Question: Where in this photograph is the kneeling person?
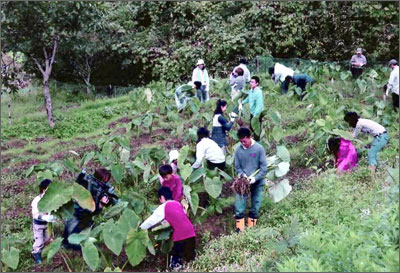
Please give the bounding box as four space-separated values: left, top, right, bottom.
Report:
140 187 196 271
284 74 313 99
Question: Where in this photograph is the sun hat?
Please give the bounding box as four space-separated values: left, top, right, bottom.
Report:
196 59 205 66
388 59 398 66
356 48 362 53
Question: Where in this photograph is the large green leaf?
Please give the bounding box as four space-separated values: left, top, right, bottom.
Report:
103 201 128 219
271 126 284 142
72 183 95 212
82 241 99 271
218 169 232 181
268 179 292 203
111 163 124 184
275 162 290 177
276 145 290 162
36 169 53 184
38 181 73 213
125 229 149 267
251 115 261 137
1 247 20 269
188 167 205 183
103 219 124 256
178 146 189 170
180 163 193 181
25 165 35 178
204 177 222 199
190 191 199 215
143 164 151 183
118 208 140 238
63 157 80 173
81 151 95 167
43 237 62 263
68 228 91 245
269 111 281 125
119 147 130 163
331 129 356 142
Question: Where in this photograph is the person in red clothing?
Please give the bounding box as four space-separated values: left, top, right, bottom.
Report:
328 137 358 174
140 187 196 271
159 164 183 202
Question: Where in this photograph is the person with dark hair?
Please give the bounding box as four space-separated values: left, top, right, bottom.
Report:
63 168 118 250
383 59 399 111
233 128 267 232
229 67 246 101
158 164 183 202
350 48 367 79
344 112 388 174
231 58 251 83
328 137 358 174
192 59 209 102
140 187 196 271
268 63 294 94
31 179 57 264
284 74 314 99
192 127 226 170
239 76 264 141
211 99 236 154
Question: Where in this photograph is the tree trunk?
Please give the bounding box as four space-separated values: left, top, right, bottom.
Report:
43 75 55 128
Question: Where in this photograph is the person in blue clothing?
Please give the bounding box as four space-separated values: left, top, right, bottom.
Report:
211 99 236 154
284 74 314 100
239 76 264 141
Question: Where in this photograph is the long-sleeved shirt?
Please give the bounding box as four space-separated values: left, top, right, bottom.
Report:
274 63 294 83
293 74 313 86
140 200 196 242
232 64 251 83
192 138 225 168
352 118 386 138
211 114 233 147
350 54 367 67
234 140 268 183
161 174 183 202
242 87 264 116
336 138 358 173
386 65 399 96
192 67 210 91
32 194 52 223
229 75 246 92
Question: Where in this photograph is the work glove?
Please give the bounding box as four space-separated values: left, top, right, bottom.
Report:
230 117 235 122
41 215 57 223
238 103 243 111
249 177 256 184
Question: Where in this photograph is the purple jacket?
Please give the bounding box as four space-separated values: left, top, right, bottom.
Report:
336 138 358 172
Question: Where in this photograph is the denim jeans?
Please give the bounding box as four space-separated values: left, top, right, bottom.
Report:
234 179 265 219
196 85 209 102
368 132 389 166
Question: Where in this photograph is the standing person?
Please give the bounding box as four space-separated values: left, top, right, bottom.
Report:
350 48 367 79
159 164 183 202
284 74 314 100
31 179 57 264
229 67 246 101
211 99 236 154
344 112 389 174
383 59 399 111
231 58 251 83
192 127 226 171
192 59 210 103
234 128 267 232
268 63 294 94
239 76 264 141
328 137 358 174
140 187 196 271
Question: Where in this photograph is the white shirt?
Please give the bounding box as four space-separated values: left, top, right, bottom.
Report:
32 193 51 220
140 201 171 229
353 118 386 138
192 138 225 168
274 63 294 83
387 65 399 96
233 64 251 83
192 67 210 91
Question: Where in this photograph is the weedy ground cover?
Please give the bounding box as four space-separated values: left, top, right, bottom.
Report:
1 63 398 272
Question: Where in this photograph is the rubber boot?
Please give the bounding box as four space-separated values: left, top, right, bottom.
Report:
32 252 42 264
247 217 257 228
235 218 245 233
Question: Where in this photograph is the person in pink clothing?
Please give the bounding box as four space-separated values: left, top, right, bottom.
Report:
159 164 183 202
328 137 358 173
140 187 196 271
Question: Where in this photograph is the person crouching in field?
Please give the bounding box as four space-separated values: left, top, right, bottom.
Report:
31 179 57 264
344 112 389 175
140 187 196 271
328 137 358 174
284 74 314 100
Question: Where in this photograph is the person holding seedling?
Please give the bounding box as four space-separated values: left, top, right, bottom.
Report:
31 179 57 264
383 59 399 111
140 187 196 271
239 76 264 141
284 74 314 100
350 48 367 79
211 99 237 154
328 137 358 174
233 127 267 232
344 112 388 175
192 59 210 103
268 62 294 94
192 127 226 171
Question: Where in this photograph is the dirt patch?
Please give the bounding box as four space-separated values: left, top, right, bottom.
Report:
1 158 42 174
2 177 35 197
194 208 231 244
108 116 132 129
221 181 233 198
113 127 127 135
35 137 49 144
1 154 13 167
286 165 315 186
285 130 307 144
6 139 27 149
2 205 31 219
33 252 65 272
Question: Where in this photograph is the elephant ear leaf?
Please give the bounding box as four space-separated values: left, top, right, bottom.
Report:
38 181 73 213
268 179 292 203
72 184 95 212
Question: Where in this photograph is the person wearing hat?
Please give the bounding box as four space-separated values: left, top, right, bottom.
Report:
383 59 399 111
192 59 210 103
350 48 367 79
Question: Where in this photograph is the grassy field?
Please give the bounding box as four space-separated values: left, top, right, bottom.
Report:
1 63 398 272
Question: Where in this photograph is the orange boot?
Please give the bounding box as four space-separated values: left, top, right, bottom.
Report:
235 218 245 233
247 217 257 228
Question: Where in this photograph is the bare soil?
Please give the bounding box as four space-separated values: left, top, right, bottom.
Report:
108 116 132 129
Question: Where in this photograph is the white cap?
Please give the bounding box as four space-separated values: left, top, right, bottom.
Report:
196 59 205 66
169 150 179 163
356 48 362 53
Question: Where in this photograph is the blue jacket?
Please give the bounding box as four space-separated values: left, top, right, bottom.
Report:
242 87 264 116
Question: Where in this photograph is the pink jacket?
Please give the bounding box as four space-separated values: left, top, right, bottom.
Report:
336 138 358 172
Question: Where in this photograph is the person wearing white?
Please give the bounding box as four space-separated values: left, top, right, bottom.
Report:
192 59 210 102
192 127 225 170
231 58 251 83
268 63 294 94
384 59 399 110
